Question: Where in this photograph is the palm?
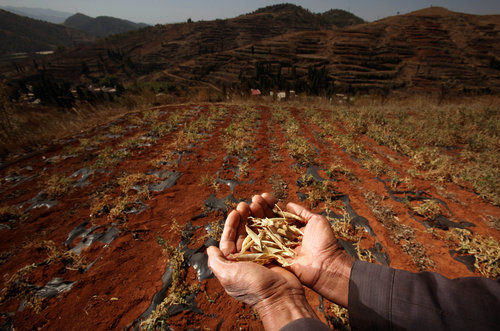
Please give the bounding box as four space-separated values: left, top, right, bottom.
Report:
207 246 304 307
225 261 303 306
246 194 341 289
290 213 339 288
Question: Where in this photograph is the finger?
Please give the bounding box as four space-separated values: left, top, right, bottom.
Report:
207 246 234 282
236 202 251 251
220 210 241 255
236 201 251 220
261 193 278 210
286 202 316 222
250 195 266 218
208 246 257 288
250 194 276 218
261 193 279 217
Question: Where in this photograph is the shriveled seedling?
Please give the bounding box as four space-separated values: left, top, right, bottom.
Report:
231 208 305 267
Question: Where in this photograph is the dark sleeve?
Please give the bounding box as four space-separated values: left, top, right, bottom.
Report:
279 318 331 331
348 260 500 331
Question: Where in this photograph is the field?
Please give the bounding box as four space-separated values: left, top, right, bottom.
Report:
0 97 499 330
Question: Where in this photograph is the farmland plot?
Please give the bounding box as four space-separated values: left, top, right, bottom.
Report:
0 101 499 330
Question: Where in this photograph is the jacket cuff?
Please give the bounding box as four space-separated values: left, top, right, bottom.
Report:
279 317 331 331
348 260 395 330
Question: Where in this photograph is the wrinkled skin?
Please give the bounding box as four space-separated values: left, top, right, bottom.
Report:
208 192 346 306
207 199 305 307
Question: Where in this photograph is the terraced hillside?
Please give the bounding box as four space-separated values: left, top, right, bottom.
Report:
5 6 499 96
1 99 498 330
186 7 500 94
2 4 350 80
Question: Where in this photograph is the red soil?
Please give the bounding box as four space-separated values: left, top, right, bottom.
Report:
0 103 498 330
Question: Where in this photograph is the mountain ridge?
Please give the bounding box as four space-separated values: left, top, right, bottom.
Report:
2 5 500 97
0 5 73 24
64 13 149 38
0 9 96 54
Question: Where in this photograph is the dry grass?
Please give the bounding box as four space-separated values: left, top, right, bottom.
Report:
90 173 155 220
141 237 198 329
200 174 220 192
109 125 125 135
268 174 288 201
42 174 75 199
0 263 41 312
364 191 435 271
221 106 260 160
326 303 350 330
298 173 341 210
0 83 139 157
301 96 499 205
0 240 86 313
27 240 87 270
326 162 356 181
0 206 26 223
327 211 364 243
411 199 442 220
362 157 389 176
275 106 317 165
341 97 499 205
91 146 131 169
205 220 224 242
447 229 500 279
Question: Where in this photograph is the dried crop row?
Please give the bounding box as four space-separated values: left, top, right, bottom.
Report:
221 105 262 170
94 105 235 329
142 105 266 330
0 105 232 324
74 106 202 223
26 105 196 202
271 105 318 167
298 105 499 278
269 106 366 329
152 105 229 167
292 105 435 271
332 99 500 206
90 105 230 223
264 106 294 202
0 107 187 301
302 106 393 178
273 106 368 246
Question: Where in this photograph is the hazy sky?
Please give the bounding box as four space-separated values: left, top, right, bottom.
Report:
1 0 499 24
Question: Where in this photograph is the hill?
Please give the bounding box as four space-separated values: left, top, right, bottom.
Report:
0 6 73 24
0 9 96 55
64 13 149 37
321 9 365 27
251 4 364 28
2 5 500 97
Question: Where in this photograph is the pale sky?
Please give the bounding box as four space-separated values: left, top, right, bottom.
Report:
1 0 499 24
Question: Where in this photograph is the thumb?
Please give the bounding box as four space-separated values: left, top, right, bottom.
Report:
207 246 233 278
286 202 315 222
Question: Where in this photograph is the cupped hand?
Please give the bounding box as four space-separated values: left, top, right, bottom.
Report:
207 245 304 307
208 199 319 329
213 199 306 306
250 193 354 307
218 201 251 256
218 194 282 256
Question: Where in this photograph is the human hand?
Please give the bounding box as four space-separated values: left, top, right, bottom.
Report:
208 201 320 330
250 193 354 307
